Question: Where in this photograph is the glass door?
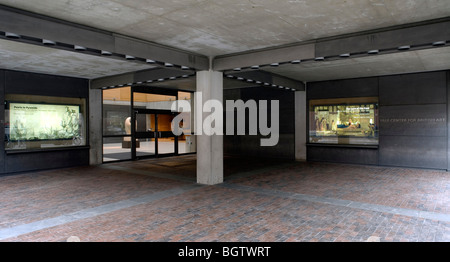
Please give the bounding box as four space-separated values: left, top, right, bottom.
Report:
132 109 178 159
131 86 179 160
155 113 178 155
133 110 157 159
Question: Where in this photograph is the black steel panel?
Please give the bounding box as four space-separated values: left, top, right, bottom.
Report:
5 70 89 98
448 70 450 171
0 70 4 173
241 87 295 133
379 136 447 169
307 146 378 165
5 148 90 173
379 104 447 137
379 71 446 106
307 77 378 100
224 134 295 159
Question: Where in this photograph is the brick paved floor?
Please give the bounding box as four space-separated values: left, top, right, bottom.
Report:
0 155 449 242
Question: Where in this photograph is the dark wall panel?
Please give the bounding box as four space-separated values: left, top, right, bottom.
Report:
5 70 89 98
448 71 450 171
308 146 378 165
225 134 295 159
379 71 446 106
224 87 295 159
5 149 90 173
379 104 447 137
307 77 378 100
0 71 4 173
379 136 447 169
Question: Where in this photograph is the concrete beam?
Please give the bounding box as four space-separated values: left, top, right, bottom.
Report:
0 5 209 70
315 18 450 57
226 70 305 91
90 68 194 89
212 18 450 72
213 44 315 71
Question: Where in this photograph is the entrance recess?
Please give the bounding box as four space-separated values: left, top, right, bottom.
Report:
131 86 179 160
102 86 194 163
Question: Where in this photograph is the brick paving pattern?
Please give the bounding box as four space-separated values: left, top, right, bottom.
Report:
0 155 449 242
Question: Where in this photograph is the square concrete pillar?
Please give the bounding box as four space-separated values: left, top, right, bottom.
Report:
295 91 307 161
89 87 103 165
196 70 224 185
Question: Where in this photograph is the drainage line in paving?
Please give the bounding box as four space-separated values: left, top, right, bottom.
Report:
220 183 450 223
0 184 203 241
100 164 196 183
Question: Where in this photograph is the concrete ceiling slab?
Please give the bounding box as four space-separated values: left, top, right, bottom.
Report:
0 39 155 79
262 46 450 82
0 0 448 56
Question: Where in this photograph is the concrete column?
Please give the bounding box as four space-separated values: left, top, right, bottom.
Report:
89 87 103 165
295 91 307 161
196 70 224 185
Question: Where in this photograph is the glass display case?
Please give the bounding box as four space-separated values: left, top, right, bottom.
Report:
309 97 379 145
5 94 87 150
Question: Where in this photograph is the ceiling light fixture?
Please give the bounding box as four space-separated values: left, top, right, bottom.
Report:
233 68 241 71
101 50 112 56
291 60 301 64
368 50 379 55
146 59 156 63
251 65 260 69
270 63 279 67
42 39 56 46
181 66 190 70
5 32 20 39
398 45 410 51
432 41 446 46
315 57 325 61
165 63 174 67
74 45 87 51
339 53 350 58
125 55 135 60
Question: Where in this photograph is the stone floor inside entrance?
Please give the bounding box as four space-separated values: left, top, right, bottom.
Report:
0 155 449 242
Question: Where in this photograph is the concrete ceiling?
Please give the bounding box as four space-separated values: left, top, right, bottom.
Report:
0 0 449 56
0 0 449 85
